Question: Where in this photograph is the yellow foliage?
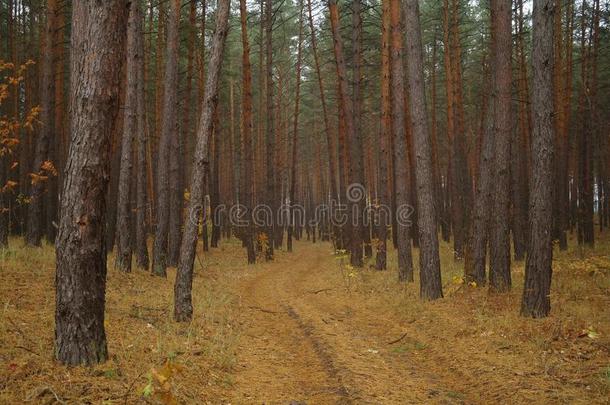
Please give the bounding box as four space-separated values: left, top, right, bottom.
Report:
2 180 18 193
29 173 48 185
142 360 184 405
40 160 58 176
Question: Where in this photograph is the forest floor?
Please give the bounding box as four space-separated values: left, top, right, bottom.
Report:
0 236 609 404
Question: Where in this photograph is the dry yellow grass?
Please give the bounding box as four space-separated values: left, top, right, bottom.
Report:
348 236 610 403
0 238 241 404
0 234 608 404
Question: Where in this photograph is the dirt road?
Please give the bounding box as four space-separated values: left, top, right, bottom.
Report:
230 243 462 404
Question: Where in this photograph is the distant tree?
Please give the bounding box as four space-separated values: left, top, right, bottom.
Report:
328 0 363 268
264 0 275 260
135 0 150 270
375 0 392 271
287 0 304 253
26 0 57 247
465 1 498 287
240 0 256 263
306 0 338 245
115 0 140 273
152 0 181 276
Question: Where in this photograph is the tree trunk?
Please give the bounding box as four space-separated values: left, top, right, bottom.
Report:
403 0 443 300
239 0 256 264
375 0 392 271
26 0 56 247
287 0 304 254
116 0 140 272
47 1 66 243
577 0 594 247
152 0 180 276
174 0 230 322
135 0 150 271
443 0 470 260
521 0 554 318
210 109 221 247
390 0 414 282
306 0 338 246
55 0 126 365
264 0 275 260
552 0 568 251
328 0 363 267
489 0 512 293
512 0 530 260
352 0 370 259
465 4 498 287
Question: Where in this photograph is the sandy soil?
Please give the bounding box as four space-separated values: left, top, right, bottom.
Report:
222 239 608 404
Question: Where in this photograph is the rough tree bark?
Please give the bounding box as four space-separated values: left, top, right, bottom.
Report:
521 0 554 318
55 0 126 365
167 0 186 267
115 0 140 272
174 0 230 322
464 3 498 287
489 0 513 293
152 0 180 276
390 0 414 282
404 0 443 300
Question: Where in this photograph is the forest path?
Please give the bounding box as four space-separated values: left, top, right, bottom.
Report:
229 241 460 404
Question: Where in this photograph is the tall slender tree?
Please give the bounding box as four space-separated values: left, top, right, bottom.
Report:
287 0 304 253
174 0 230 322
328 0 363 267
115 0 140 273
375 0 392 271
306 0 338 245
152 0 181 276
489 0 513 292
522 0 555 318
26 0 56 247
390 0 414 282
404 0 443 300
465 1 498 287
135 0 150 270
240 0 256 263
264 0 275 260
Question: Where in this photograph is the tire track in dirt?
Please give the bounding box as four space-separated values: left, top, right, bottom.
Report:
230 243 466 404
283 304 352 402
231 254 350 403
